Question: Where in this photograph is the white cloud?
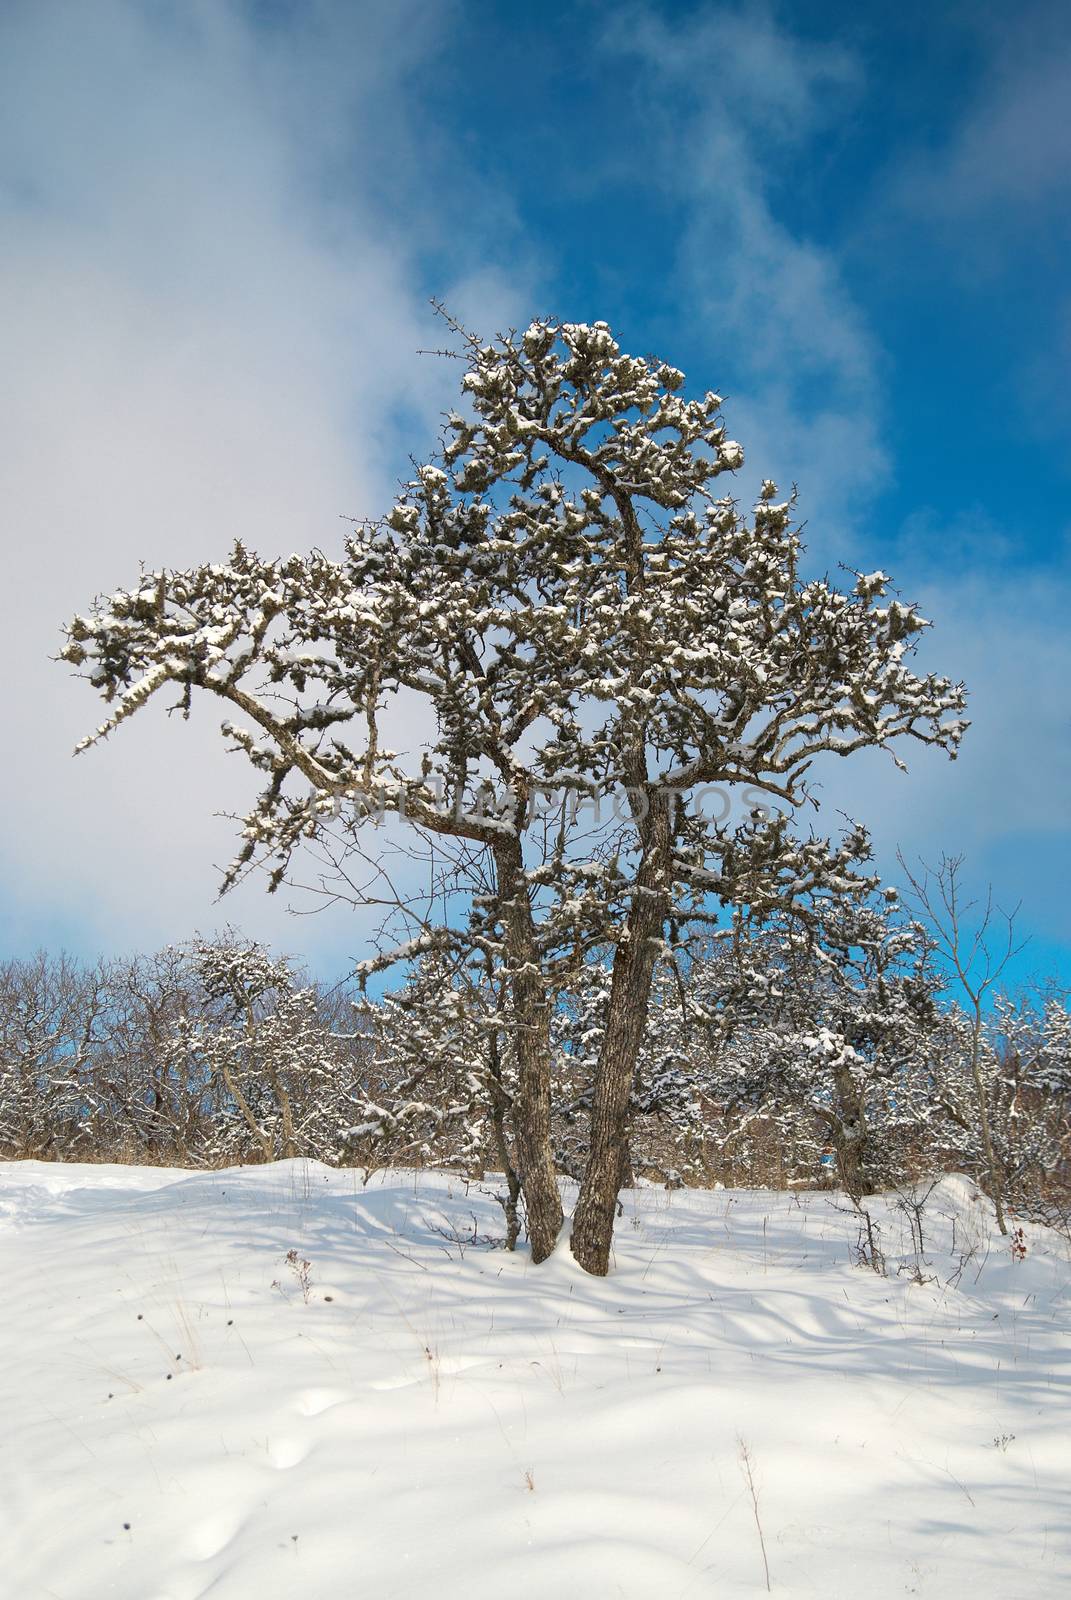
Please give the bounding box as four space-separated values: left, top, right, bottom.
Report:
807 520 1071 945
0 0 529 964
4 0 1066 981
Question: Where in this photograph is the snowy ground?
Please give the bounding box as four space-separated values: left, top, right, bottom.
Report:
2 1161 1068 1599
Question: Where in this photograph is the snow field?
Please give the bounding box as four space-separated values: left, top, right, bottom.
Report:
1 1161 1068 1599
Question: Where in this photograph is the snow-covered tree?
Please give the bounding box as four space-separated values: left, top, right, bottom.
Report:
62 315 967 1272
991 990 1071 1207
769 887 943 1198
904 987 1071 1210
617 873 944 1196
352 952 524 1244
181 935 354 1164
899 854 1024 1231
0 952 104 1156
88 945 207 1159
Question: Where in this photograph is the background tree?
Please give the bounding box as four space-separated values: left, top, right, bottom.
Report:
353 951 523 1246
89 945 204 1159
61 315 968 1272
185 934 356 1165
0 952 104 1157
616 873 943 1197
2 932 1066 1220
899 854 1021 1232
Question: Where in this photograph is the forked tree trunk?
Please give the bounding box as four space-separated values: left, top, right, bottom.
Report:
571 799 671 1275
495 836 563 1261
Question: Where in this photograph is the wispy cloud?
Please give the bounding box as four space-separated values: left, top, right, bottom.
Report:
602 5 884 543
604 5 1070 973
810 513 1071 957
893 17 1071 223
879 11 1071 445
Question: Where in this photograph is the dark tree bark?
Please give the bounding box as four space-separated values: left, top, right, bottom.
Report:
571 796 672 1275
832 1061 872 1202
484 962 523 1252
494 836 564 1261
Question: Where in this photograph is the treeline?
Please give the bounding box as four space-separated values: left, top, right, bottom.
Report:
360 892 1071 1228
2 922 1069 1228
0 937 369 1166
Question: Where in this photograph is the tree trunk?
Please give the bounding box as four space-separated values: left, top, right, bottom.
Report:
969 1005 1007 1234
571 797 671 1275
494 835 563 1261
219 1058 274 1163
832 1062 870 1202
488 1070 522 1252
263 1060 297 1159
569 948 654 1273
485 989 522 1252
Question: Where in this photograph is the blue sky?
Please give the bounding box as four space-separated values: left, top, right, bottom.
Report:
1 0 1068 989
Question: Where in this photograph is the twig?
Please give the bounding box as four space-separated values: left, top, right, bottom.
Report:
737 1436 771 1592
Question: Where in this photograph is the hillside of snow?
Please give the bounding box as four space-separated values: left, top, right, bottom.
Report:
2 1161 1068 1598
